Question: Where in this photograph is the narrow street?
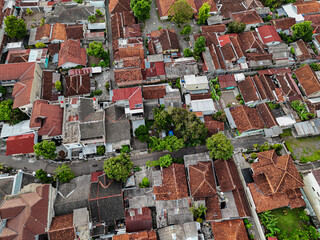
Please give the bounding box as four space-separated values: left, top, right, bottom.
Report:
105 0 115 89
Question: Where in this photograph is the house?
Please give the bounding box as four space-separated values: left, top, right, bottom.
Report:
115 38 144 61
113 231 157 240
114 67 143 87
157 222 202 240
294 64 320 99
270 17 296 35
105 105 131 153
147 29 180 55
165 57 199 79
0 184 56 239
282 4 304 22
125 207 152 233
42 70 60 101
302 169 320 222
294 0 320 15
227 105 265 136
248 150 305 213
54 174 91 216
182 75 209 94
5 133 36 156
211 219 249 240
215 0 246 19
190 99 217 115
230 10 263 30
204 115 224 136
237 76 262 105
268 43 292 66
256 103 277 128
109 0 131 14
58 39 87 69
256 25 282 46
29 100 63 140
201 24 226 35
218 75 237 90
5 48 48 66
89 172 125 236
65 74 91 97
290 39 315 62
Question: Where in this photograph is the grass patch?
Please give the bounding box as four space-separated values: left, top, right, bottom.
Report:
271 207 304 233
280 128 292 137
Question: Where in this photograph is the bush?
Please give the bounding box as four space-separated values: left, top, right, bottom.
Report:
96 9 103 16
97 145 105 155
267 102 280 110
211 110 226 122
120 145 131 154
134 125 149 142
246 223 253 229
92 89 103 96
35 169 53 183
243 218 249 224
180 24 192 35
105 82 110 92
0 86 7 95
251 152 257 159
35 42 46 48
55 80 62 91
26 8 33 15
183 48 193 57
250 234 254 240
158 26 162 30
88 15 97 23
139 177 150 188
73 0 83 3
147 154 173 168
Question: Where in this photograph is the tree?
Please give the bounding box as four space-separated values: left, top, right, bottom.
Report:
55 80 62 91
4 16 27 39
54 164 75 183
180 24 192 35
194 36 206 56
206 132 233 160
131 0 151 21
35 169 53 183
134 125 149 142
0 99 28 125
87 41 110 66
103 153 133 182
211 110 226 122
35 42 46 48
310 63 320 71
26 8 33 15
88 15 96 23
169 0 193 25
139 177 150 188
0 86 7 95
292 21 313 42
183 48 193 57
96 9 103 16
291 100 315 121
147 154 173 168
153 106 171 131
149 136 185 152
198 2 210 25
33 140 57 160
189 203 207 222
96 145 105 155
227 20 246 33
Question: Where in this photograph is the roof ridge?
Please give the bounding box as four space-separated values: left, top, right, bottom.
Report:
172 164 178 198
241 105 254 133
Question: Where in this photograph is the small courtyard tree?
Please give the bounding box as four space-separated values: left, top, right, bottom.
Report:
54 164 75 183
227 20 246 33
130 0 151 21
4 16 27 39
194 36 206 57
206 132 233 160
103 153 133 182
169 0 193 25
198 2 210 25
33 140 57 160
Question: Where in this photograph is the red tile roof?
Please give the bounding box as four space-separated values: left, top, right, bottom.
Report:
231 9 263 25
112 87 143 110
238 76 260 103
256 103 277 128
30 100 63 137
305 13 320 24
123 57 141 68
109 0 131 14
48 214 75 240
211 219 249 240
295 0 320 14
65 74 91 97
113 230 157 240
6 133 35 155
153 163 189 201
142 85 166 100
270 17 296 32
50 23 67 41
125 207 152 233
230 105 265 134
0 62 35 82
218 74 236 89
203 116 224 136
214 159 242 192
294 63 320 97
201 24 226 33
35 24 51 41
0 184 50 239
257 25 282 44
114 68 143 86
154 61 165 76
58 39 86 67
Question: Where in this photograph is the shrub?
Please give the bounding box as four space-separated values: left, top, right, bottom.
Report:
211 110 226 122
97 145 106 155
35 42 46 48
88 15 97 23
246 223 253 229
92 89 103 96
180 24 192 35
55 80 62 91
251 152 257 159
105 82 110 92
134 125 149 142
35 169 53 183
158 26 162 30
0 86 7 95
147 154 173 168
120 145 131 154
26 8 33 15
96 9 103 16
139 177 150 188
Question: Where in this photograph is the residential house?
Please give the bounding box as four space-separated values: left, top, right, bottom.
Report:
268 43 292 66
11 62 43 114
247 150 305 212
282 3 304 22
204 115 224 136
125 207 152 233
190 98 217 115
244 0 270 16
62 97 105 159
290 39 316 62
201 24 226 35
158 222 202 240
147 29 180 55
218 75 237 90
42 70 61 101
142 54 166 81
181 75 209 94
230 10 263 31
256 103 278 129
65 74 91 97
0 184 56 239
109 0 131 14
270 17 296 35
58 39 87 69
50 23 67 43
211 219 249 240
115 37 144 61
215 0 246 19
294 64 320 99
165 57 199 79
5 133 36 156
113 231 157 240
226 105 265 136
5 48 48 66
256 25 282 46
89 171 125 237
294 0 320 16
0 62 36 87
114 60 144 87
303 169 320 222
237 76 263 105
29 100 63 140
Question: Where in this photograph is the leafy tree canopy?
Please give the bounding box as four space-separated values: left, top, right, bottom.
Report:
103 153 133 182
4 16 27 39
180 24 192 35
131 0 151 21
134 125 149 142
0 99 28 125
149 135 185 152
183 48 193 57
147 154 173 168
206 132 233 160
55 80 62 91
292 21 313 42
198 3 210 25
35 169 53 183
34 140 57 160
35 42 46 48
169 0 193 24
54 164 75 183
227 20 246 33
194 36 206 56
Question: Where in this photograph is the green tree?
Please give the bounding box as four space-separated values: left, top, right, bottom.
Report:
4 16 27 39
35 169 53 183
134 125 149 142
169 0 193 25
0 86 7 95
103 153 133 182
310 63 320 71
198 2 210 25
88 15 96 23
153 106 171 130
189 203 207 222
120 145 131 154
227 20 246 33
96 145 105 155
87 41 110 66
194 36 206 56
180 24 192 35
149 135 185 152
211 110 226 122
55 80 62 91
139 177 150 188
183 48 193 57
96 9 103 16
0 99 28 125
292 21 313 42
34 140 57 159
206 132 233 160
291 100 315 121
26 8 33 15
54 164 75 183
35 42 46 48
147 154 173 168
131 0 151 21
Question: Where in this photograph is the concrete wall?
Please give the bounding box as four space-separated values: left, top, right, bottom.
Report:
303 173 320 221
